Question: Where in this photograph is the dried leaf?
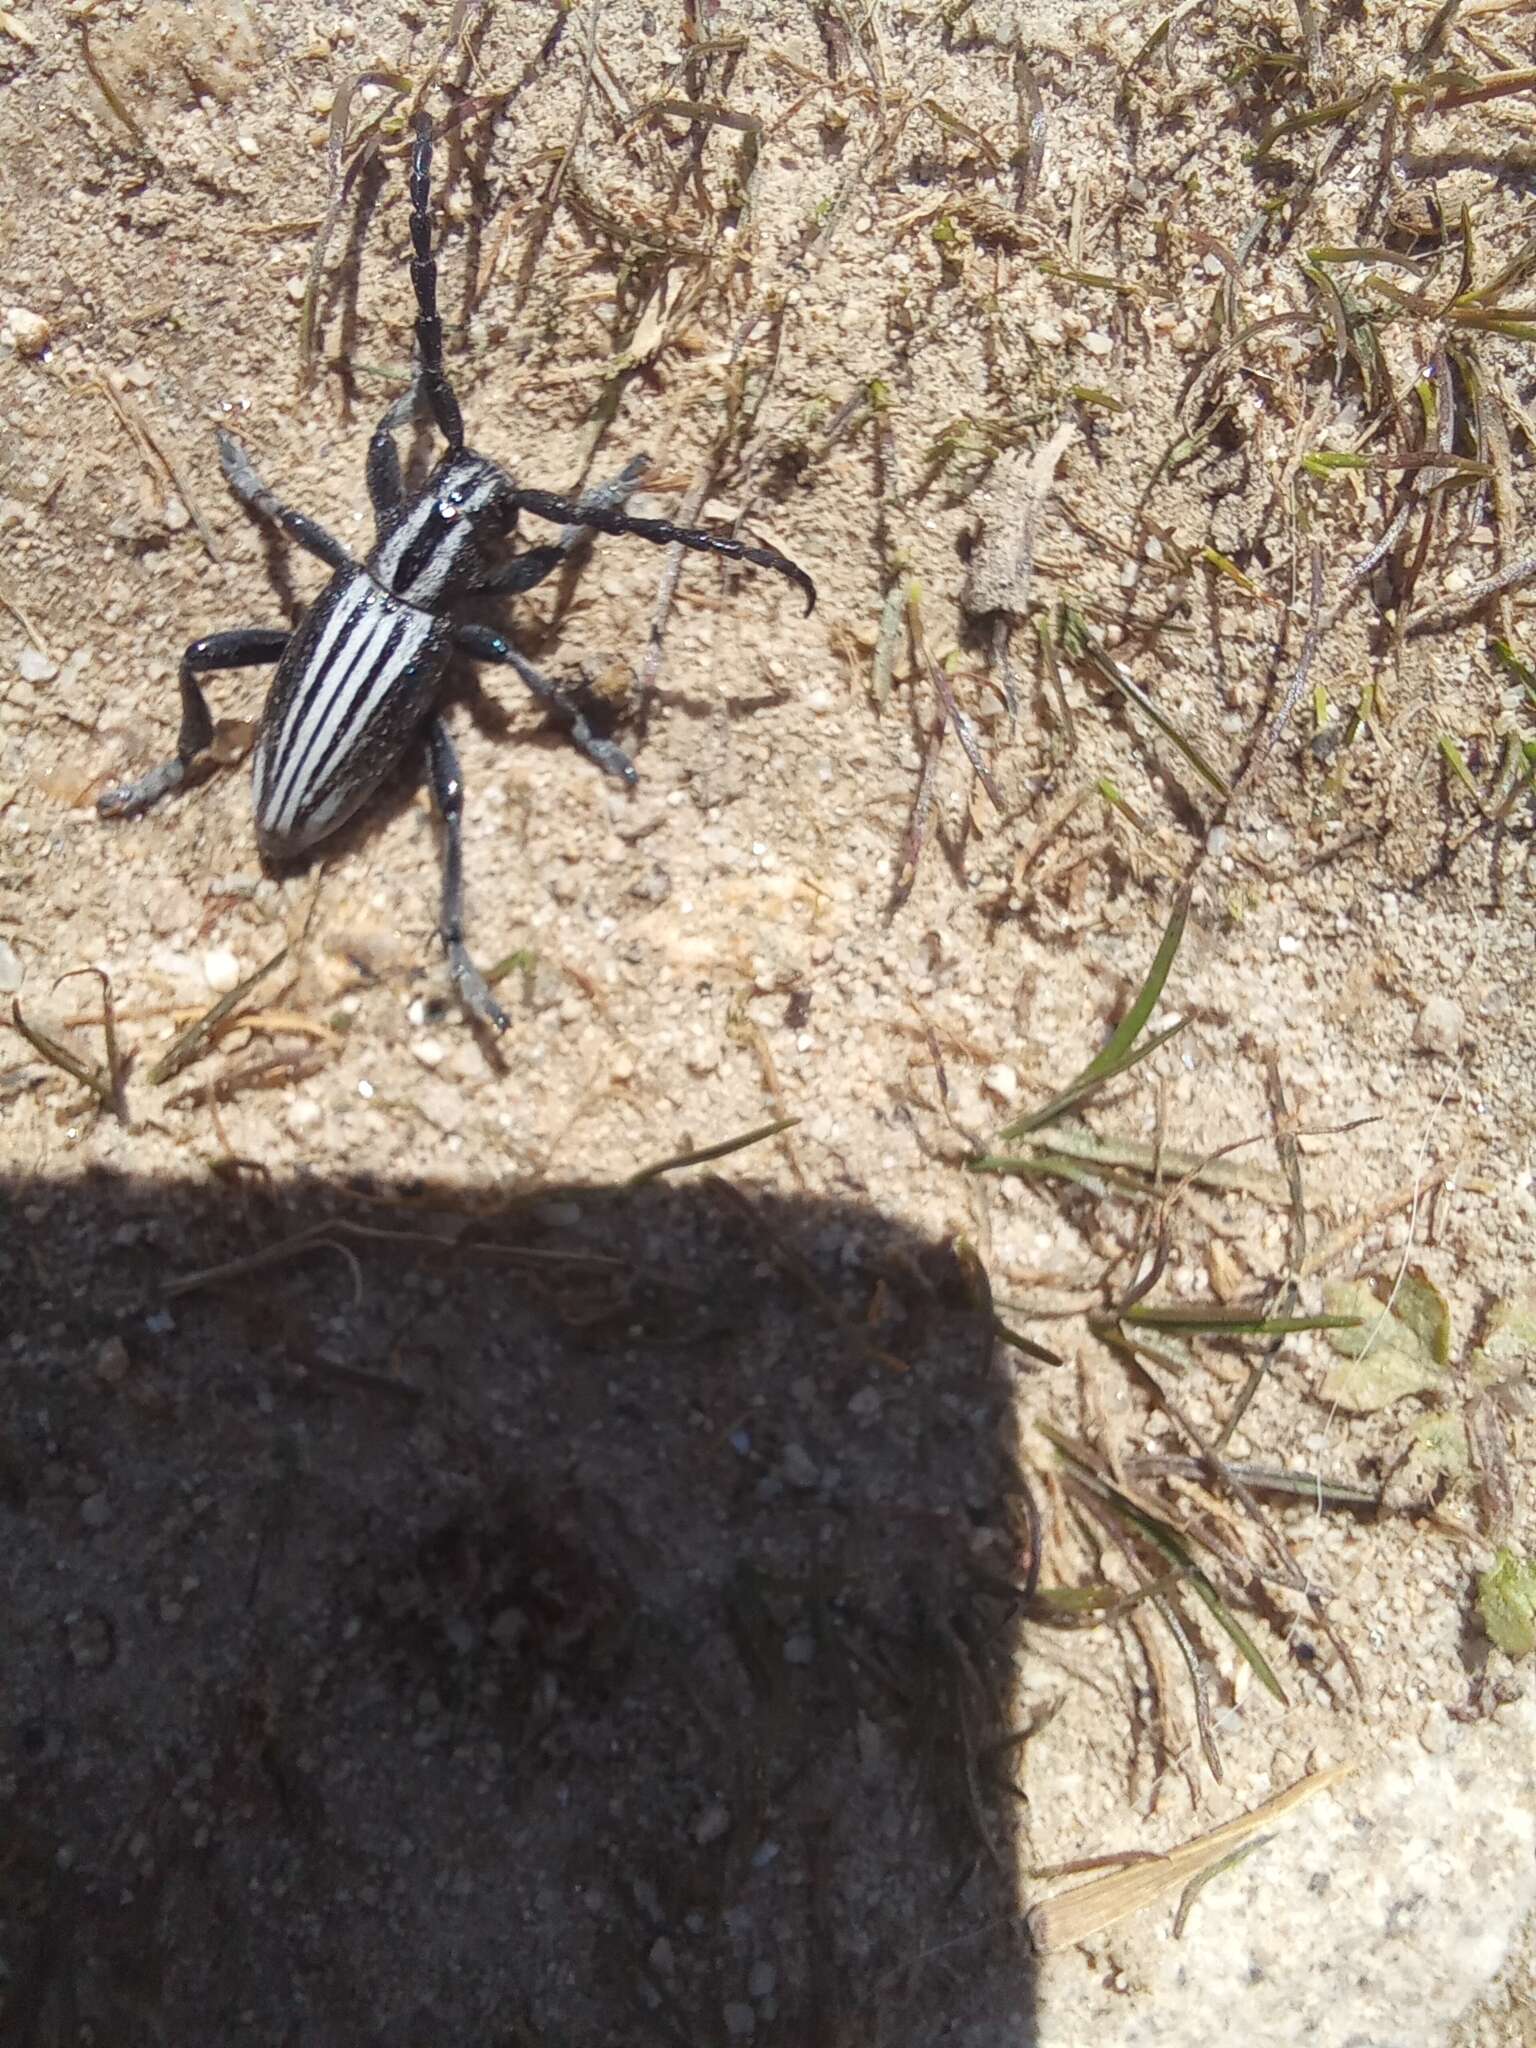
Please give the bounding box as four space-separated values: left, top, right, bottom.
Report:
1320 1276 1449 1412
1477 1550 1536 1658
1392 1267 1453 1367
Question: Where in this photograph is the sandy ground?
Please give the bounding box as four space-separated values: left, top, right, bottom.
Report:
2 1 1534 2043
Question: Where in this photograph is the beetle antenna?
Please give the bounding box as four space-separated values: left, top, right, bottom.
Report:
408 114 466 455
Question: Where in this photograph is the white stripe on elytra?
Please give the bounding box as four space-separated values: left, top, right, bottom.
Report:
255 578 369 825
301 608 434 819
263 594 398 837
268 605 405 836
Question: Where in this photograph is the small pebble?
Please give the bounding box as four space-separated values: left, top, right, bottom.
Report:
202 947 242 994
780 1442 820 1490
412 1035 448 1070
692 1802 730 1845
286 1097 322 1135
80 1494 113 1530
0 936 21 993
685 1038 720 1077
3 306 51 356
982 1061 1019 1104
95 1336 130 1384
16 645 58 684
1413 994 1463 1057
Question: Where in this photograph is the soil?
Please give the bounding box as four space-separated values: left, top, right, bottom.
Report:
2 3 1534 2045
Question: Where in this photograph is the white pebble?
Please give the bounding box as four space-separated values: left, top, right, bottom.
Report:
983 1062 1019 1103
685 1038 720 1076
95 1336 130 1383
692 1802 730 1845
16 645 58 683
412 1035 447 1069
286 1097 322 1134
3 306 51 356
203 947 242 993
1413 995 1464 1057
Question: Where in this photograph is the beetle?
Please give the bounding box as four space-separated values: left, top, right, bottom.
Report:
99 113 815 1031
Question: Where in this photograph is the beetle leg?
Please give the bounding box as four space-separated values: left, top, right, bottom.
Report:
477 457 650 591
455 623 638 786
366 374 427 537
506 485 816 614
472 458 650 597
471 545 575 599
98 628 290 819
216 431 359 575
425 714 509 1034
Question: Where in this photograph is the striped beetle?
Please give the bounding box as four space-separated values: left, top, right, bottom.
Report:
100 114 815 1031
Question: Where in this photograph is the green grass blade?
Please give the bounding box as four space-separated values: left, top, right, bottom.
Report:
1063 620 1232 796
1120 1303 1365 1336
999 887 1191 1140
1041 1424 1289 1704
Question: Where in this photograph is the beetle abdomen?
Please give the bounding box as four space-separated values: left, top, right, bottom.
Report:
253 575 451 857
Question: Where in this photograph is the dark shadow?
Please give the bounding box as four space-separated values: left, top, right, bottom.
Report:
1 1163 1040 2046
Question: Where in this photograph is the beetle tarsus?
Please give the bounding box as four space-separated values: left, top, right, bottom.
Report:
447 945 511 1035
100 627 288 822
98 757 190 818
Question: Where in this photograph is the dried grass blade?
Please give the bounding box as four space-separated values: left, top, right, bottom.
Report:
639 97 763 134
983 1123 1293 1202
624 1116 799 1189
1026 1765 1351 1951
55 967 128 1123
9 997 114 1107
1065 622 1231 796
298 71 409 380
1128 1456 1380 1509
147 945 290 1086
1044 1426 1288 1703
